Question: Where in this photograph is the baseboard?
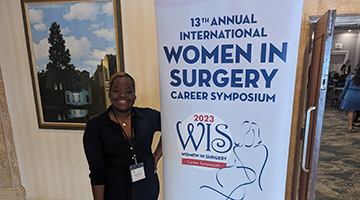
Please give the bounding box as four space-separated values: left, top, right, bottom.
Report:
0 186 26 200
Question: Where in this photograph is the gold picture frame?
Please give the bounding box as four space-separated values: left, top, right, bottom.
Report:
21 0 124 129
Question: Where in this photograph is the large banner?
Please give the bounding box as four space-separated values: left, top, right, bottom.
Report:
154 0 303 199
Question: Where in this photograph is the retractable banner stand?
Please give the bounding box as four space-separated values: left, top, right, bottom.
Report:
154 0 303 199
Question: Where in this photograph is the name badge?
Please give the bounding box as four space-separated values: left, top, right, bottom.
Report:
129 162 146 182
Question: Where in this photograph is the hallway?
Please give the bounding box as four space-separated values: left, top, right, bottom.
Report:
315 107 360 199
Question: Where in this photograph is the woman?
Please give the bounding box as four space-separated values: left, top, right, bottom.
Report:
340 68 360 132
340 60 351 77
83 72 162 200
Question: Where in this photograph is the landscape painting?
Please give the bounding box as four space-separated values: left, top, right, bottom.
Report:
22 0 121 129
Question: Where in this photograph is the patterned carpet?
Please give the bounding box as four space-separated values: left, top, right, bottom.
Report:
315 107 360 200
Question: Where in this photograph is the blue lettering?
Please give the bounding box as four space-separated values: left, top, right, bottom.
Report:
248 93 254 101
260 43 267 63
261 69 278 88
244 29 252 38
269 42 287 63
235 43 251 63
210 92 216 100
199 70 211 87
183 45 200 64
176 122 205 151
163 43 256 64
261 27 267 37
232 92 239 100
231 69 243 87
178 92 183 99
268 94 276 102
224 93 232 100
169 68 277 88
253 29 260 37
210 18 217 26
184 91 190 99
164 46 183 64
170 69 181 86
251 14 257 23
171 91 177 99
245 69 259 88
221 44 233 63
235 29 243 37
243 15 250 24
183 69 196 87
240 93 247 101
212 124 232 153
206 123 211 151
201 45 219 63
213 69 228 87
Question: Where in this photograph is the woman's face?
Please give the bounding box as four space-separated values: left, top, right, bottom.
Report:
109 76 136 113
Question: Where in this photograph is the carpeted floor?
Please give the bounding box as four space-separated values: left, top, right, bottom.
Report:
315 107 360 200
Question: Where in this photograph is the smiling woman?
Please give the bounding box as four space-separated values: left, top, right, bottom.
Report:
21 0 125 129
83 72 163 200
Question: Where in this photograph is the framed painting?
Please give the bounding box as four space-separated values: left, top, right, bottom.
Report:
21 0 124 129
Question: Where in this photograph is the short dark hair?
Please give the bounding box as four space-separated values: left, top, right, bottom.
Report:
109 72 136 92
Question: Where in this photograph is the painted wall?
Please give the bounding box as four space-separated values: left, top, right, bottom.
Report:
331 30 360 72
1 0 360 200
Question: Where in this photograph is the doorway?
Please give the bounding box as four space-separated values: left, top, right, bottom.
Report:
309 14 360 200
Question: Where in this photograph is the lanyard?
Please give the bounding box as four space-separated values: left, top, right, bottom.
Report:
112 110 138 164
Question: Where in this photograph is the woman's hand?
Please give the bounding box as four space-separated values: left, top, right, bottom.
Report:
153 153 160 173
153 137 163 173
92 185 105 200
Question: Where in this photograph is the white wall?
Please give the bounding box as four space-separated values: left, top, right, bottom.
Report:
0 0 161 199
120 1 163 199
332 30 360 72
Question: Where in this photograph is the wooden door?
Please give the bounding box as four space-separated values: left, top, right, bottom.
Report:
298 10 336 200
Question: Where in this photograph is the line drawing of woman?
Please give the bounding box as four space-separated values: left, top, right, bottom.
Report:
200 121 268 200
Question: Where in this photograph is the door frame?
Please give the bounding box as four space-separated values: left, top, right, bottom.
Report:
285 10 336 200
